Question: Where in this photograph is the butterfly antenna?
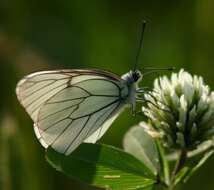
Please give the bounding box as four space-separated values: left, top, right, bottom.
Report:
142 67 175 71
134 20 147 71
142 67 175 76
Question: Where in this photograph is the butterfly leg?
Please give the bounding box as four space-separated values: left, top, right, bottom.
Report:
136 92 172 114
137 87 171 107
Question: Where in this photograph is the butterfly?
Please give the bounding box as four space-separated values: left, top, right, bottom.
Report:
16 69 143 155
15 21 170 155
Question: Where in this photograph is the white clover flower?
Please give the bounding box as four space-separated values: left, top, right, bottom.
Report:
142 69 214 150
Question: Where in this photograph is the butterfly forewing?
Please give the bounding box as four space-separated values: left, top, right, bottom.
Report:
16 69 129 155
16 71 75 121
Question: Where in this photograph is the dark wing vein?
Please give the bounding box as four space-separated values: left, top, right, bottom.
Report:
63 116 90 154
84 101 121 143
72 78 122 90
69 98 120 120
39 96 120 132
49 119 74 148
95 101 121 140
25 82 67 107
39 98 86 122
22 80 57 97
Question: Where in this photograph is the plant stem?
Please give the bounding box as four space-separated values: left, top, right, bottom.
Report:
172 149 187 176
169 149 187 190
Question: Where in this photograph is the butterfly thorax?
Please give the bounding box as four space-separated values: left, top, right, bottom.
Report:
121 70 142 109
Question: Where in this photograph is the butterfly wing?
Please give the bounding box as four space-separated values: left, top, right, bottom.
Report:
16 70 76 121
16 69 129 155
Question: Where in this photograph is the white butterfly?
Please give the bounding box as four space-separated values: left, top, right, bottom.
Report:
16 69 143 155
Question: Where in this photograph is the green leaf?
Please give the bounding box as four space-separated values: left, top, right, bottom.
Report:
123 126 160 175
137 186 155 190
155 141 170 186
46 143 156 190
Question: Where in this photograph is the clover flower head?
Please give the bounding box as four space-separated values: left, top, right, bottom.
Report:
142 69 214 150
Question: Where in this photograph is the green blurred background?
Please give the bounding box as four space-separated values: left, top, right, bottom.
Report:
0 0 214 189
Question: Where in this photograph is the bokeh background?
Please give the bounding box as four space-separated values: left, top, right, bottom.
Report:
0 0 214 190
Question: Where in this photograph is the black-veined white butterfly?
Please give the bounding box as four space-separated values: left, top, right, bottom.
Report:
15 21 171 155
16 69 143 155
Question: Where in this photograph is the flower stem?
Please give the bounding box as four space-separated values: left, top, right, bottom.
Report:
172 149 187 176
169 149 187 189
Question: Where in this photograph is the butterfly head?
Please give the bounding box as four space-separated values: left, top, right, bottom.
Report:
122 70 142 84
